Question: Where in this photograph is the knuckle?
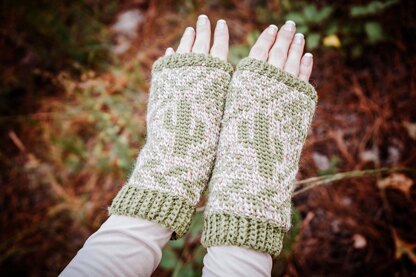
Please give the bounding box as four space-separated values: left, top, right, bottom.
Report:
250 46 267 58
280 29 294 39
180 36 191 44
262 33 275 42
270 47 286 58
211 43 224 53
192 43 208 53
196 26 210 34
289 44 303 53
214 31 228 39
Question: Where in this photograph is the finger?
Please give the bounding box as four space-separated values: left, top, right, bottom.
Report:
165 47 175 56
192 14 211 54
176 27 195 53
268 20 296 68
248 24 278 61
284 33 305 76
210 19 229 61
299 53 313 81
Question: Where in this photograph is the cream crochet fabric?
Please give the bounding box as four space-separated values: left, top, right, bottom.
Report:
109 53 233 238
202 57 317 256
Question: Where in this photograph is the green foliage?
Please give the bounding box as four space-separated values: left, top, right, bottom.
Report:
284 4 334 50
229 30 260 65
234 1 398 58
229 45 250 66
160 248 179 269
169 238 186 249
1 0 118 69
29 63 148 200
160 212 206 276
286 5 333 26
350 0 399 17
318 155 341 176
172 262 196 277
272 209 302 275
189 212 204 236
3 0 412 275
365 21 384 43
281 0 399 56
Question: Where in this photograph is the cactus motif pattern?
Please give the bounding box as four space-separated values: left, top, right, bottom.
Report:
163 99 206 156
202 58 317 256
110 53 233 238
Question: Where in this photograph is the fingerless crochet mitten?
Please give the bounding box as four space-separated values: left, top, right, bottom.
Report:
201 58 317 256
110 53 233 239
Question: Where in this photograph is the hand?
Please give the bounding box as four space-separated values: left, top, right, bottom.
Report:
248 21 313 82
165 14 229 61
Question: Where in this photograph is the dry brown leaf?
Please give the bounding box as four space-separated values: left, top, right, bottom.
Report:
403 121 416 140
393 230 416 263
377 173 413 195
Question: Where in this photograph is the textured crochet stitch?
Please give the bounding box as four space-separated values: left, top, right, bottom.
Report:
201 57 317 257
109 53 233 239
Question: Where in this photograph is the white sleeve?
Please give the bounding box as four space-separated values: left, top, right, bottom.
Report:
60 215 172 277
61 215 272 277
202 246 272 277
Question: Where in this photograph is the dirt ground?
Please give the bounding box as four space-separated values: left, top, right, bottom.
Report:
1 0 415 276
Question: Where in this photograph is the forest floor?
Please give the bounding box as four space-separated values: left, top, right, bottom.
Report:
1 0 415 276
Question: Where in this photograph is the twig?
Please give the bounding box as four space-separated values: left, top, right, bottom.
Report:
195 167 415 212
293 167 415 196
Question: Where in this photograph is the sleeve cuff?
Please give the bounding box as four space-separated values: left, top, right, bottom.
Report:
201 213 285 257
109 185 195 239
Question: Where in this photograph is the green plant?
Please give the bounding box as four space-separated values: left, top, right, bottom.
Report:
284 4 334 49
160 212 206 277
282 0 399 56
272 209 302 276
1 0 118 70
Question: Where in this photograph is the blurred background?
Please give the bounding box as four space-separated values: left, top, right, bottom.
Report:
1 0 415 276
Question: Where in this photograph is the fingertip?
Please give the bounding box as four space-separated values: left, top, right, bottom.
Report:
302 53 313 66
216 19 227 32
267 24 278 35
177 26 195 53
184 26 195 36
193 14 212 54
211 19 229 61
299 53 313 81
248 25 280 61
165 47 175 56
197 14 210 28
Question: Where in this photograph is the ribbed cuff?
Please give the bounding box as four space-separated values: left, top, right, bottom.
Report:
152 53 234 76
109 185 195 239
237 57 317 103
201 213 285 257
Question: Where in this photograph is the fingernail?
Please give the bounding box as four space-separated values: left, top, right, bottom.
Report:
198 14 208 25
284 20 296 31
302 53 313 66
166 48 174 55
217 19 226 30
267 24 278 34
185 27 194 35
294 33 304 44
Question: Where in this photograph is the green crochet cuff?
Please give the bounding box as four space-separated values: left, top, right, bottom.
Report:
152 53 234 76
237 57 317 103
109 185 195 239
201 213 285 257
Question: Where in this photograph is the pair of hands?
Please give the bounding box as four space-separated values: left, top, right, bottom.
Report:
165 14 313 82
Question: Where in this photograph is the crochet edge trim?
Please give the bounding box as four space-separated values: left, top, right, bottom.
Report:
109 185 195 239
237 57 317 102
201 212 285 257
152 53 234 75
